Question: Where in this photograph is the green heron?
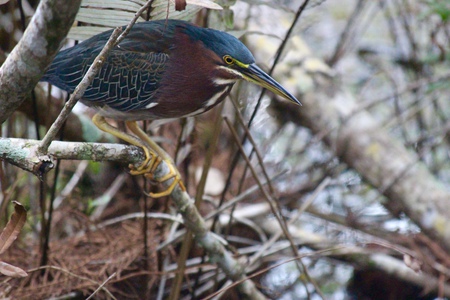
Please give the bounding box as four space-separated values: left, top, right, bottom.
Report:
41 19 300 197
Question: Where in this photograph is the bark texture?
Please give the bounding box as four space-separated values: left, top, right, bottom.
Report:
270 59 450 250
0 0 82 123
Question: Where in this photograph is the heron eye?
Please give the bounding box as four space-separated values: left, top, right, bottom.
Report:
223 55 234 65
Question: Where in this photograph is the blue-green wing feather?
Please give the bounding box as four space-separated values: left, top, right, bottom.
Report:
81 51 168 111
42 20 180 111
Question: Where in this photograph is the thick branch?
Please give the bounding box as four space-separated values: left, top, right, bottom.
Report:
0 0 81 123
0 138 143 178
270 55 450 250
0 137 266 298
257 216 450 297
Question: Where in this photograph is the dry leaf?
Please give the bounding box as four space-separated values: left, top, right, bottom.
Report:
403 254 422 273
0 261 27 277
175 0 187 11
0 201 27 255
186 0 222 10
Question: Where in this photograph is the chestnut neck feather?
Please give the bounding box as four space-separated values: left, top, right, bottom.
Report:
149 30 239 118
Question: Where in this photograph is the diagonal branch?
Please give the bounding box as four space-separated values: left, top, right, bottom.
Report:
39 0 157 152
38 27 123 152
269 42 450 251
0 0 82 123
0 137 267 299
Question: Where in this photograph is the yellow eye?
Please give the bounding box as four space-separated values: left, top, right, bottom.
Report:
223 55 234 65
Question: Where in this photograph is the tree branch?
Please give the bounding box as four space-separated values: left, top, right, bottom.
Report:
0 0 82 123
0 138 143 178
269 44 450 251
39 0 157 152
0 137 266 298
39 27 123 152
257 215 450 297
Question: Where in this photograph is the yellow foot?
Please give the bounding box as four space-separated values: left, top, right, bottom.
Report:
144 160 186 197
145 158 187 198
130 150 186 198
92 114 185 198
129 148 160 176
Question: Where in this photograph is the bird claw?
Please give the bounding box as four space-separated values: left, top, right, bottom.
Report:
128 145 159 175
129 155 160 175
145 176 183 198
92 115 185 198
129 151 186 198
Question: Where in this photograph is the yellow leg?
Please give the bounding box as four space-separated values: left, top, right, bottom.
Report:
144 163 181 198
92 114 186 197
125 121 186 194
125 121 173 163
93 114 156 172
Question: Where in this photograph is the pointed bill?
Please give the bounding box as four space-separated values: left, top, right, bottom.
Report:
240 63 301 106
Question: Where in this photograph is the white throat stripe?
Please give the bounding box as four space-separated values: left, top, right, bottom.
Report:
213 77 238 86
205 88 228 108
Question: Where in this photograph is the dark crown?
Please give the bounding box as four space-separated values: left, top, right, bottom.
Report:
182 23 255 65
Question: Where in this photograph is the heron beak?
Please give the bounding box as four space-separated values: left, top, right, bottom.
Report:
240 63 301 106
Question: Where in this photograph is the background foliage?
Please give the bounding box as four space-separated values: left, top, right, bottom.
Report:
1 0 450 299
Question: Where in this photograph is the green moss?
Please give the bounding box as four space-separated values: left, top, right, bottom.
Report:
0 140 29 161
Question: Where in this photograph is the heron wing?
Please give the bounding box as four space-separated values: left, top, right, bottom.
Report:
83 51 169 111
42 21 181 111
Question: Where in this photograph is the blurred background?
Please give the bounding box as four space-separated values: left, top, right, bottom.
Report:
1 0 449 299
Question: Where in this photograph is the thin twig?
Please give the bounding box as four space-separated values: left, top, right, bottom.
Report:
203 248 342 300
39 27 122 152
225 116 326 299
53 160 89 208
90 173 127 220
229 98 275 194
248 177 330 265
39 0 156 153
115 0 156 45
86 272 117 300
247 0 310 128
28 265 117 299
218 0 310 237
96 212 183 229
